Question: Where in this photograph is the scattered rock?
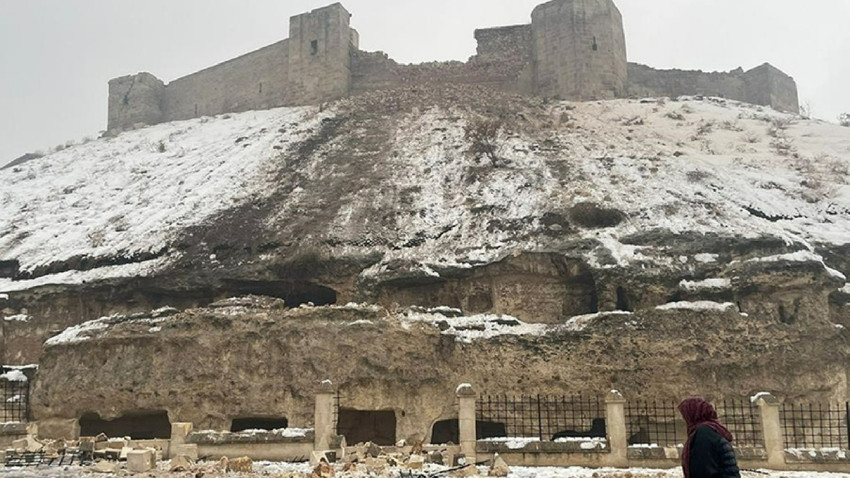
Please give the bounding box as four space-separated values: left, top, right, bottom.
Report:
488 455 510 477
89 460 119 473
227 456 254 473
170 454 195 472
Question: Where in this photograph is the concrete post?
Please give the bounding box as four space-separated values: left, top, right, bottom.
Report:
605 390 628 466
314 379 335 452
755 393 785 468
456 383 477 464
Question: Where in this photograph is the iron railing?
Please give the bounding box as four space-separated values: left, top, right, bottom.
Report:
780 402 850 449
625 400 684 446
476 394 605 441
0 373 29 423
715 399 763 447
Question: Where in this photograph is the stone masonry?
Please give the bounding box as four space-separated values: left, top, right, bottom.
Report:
106 0 799 132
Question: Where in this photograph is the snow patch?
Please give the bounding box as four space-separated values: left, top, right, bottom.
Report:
2 314 29 322
656 301 735 312
480 437 540 449
563 311 633 331
0 370 27 382
44 316 112 346
679 278 731 291
401 311 548 343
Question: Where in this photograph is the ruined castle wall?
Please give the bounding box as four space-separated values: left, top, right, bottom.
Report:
107 73 165 131
161 40 292 123
474 25 533 63
627 62 800 113
743 63 800 114
531 0 627 100
627 63 747 101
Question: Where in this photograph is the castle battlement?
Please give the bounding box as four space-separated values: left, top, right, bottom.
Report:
107 0 799 132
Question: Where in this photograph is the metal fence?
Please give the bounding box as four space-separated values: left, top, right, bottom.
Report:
715 399 763 447
625 400 684 447
0 375 29 423
476 394 605 441
781 402 850 449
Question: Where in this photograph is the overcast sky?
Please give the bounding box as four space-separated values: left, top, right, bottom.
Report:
2 0 848 163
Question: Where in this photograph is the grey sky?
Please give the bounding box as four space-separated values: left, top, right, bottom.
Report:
2 1 848 163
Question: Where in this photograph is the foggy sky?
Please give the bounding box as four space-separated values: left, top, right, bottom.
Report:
2 0 848 163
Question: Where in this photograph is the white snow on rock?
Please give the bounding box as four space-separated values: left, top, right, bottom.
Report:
694 253 719 263
750 391 773 403
43 316 112 346
679 278 731 291
480 437 541 449
2 314 29 322
563 311 633 331
656 301 736 312
0 106 320 276
401 310 548 343
0 370 27 382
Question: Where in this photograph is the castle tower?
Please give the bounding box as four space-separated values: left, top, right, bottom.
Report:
531 0 627 100
288 3 354 104
107 72 165 132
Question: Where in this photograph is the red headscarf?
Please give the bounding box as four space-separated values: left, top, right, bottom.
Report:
678 397 734 478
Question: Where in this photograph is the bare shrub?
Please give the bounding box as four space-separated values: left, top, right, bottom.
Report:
742 131 761 144
687 170 712 182
464 117 504 165
719 120 744 132
770 137 797 157
691 120 715 140
840 113 850 127
767 117 793 137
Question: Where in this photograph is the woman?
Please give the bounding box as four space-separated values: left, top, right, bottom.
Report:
677 397 741 478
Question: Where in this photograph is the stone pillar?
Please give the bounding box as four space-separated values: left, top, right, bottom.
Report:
605 390 628 466
457 383 477 464
168 422 193 459
755 393 785 468
314 379 335 452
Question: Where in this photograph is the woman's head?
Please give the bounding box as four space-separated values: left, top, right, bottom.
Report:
677 397 718 429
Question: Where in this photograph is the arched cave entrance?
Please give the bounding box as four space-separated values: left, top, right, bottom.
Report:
430 419 507 444
337 409 396 446
79 410 171 439
230 416 289 432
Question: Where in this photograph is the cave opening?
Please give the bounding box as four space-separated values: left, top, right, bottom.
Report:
224 280 337 307
616 286 632 312
429 419 507 444
336 409 396 446
79 410 171 439
230 416 289 432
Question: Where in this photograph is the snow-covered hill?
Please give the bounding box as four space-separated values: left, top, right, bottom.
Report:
1 88 849 294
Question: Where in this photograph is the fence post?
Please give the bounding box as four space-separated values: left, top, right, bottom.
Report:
314 379 335 452
457 383 477 464
605 390 628 466
755 393 785 468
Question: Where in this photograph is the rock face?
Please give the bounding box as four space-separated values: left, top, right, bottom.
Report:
3 86 850 439
31 279 847 442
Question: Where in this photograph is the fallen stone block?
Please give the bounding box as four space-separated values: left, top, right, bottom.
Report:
488 455 510 477
127 449 155 473
89 460 120 474
406 454 424 470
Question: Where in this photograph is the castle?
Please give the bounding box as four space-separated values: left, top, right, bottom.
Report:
107 0 799 132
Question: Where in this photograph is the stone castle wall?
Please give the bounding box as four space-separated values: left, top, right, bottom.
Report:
627 62 799 113
106 0 799 132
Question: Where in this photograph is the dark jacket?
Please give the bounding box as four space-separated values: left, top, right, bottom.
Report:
688 425 741 478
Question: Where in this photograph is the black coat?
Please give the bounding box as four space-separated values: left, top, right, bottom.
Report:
688 425 741 478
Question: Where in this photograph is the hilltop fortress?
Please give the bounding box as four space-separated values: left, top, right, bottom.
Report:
109 0 800 136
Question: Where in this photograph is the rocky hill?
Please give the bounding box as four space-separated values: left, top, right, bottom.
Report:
2 86 850 387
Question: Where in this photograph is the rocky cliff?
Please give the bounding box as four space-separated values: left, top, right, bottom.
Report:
2 86 850 430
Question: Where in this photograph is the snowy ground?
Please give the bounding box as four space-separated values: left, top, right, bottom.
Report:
2 94 849 294
0 462 848 477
